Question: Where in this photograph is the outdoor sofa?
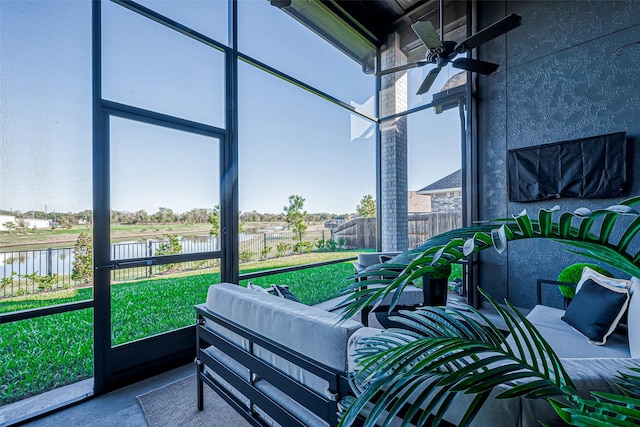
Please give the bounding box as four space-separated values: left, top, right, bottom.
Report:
196 270 640 426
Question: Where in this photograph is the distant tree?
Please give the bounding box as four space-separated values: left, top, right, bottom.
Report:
357 194 376 218
284 195 307 237
2 221 16 233
58 216 73 230
14 218 28 234
209 205 220 236
134 209 149 224
77 209 93 225
72 233 93 284
152 207 176 224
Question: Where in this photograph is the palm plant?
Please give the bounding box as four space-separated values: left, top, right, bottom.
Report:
339 195 640 426
341 195 640 319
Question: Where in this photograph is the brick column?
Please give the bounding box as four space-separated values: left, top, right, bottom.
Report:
380 32 408 252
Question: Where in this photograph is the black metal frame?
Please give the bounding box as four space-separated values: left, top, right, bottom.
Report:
536 279 576 307
3 0 476 423
195 304 350 427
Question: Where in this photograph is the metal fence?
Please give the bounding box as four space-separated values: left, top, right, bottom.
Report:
0 230 336 297
239 230 334 262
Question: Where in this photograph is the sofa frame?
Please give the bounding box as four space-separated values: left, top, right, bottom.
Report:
195 303 351 427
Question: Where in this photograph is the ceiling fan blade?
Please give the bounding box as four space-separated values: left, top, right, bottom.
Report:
456 13 522 51
416 67 441 95
375 61 428 76
452 58 500 75
411 20 443 51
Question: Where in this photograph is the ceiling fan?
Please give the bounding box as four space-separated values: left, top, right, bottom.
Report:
377 9 522 95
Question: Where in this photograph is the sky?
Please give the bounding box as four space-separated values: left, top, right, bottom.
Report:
0 0 461 216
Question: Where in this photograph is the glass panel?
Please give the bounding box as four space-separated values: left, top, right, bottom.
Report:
102 1 225 127
0 1 93 299
238 63 374 279
407 107 462 248
0 309 93 408
109 117 220 344
109 117 220 259
111 261 218 345
135 0 228 46
238 0 375 116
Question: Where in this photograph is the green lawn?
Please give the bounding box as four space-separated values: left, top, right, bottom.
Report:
0 251 461 406
0 253 359 405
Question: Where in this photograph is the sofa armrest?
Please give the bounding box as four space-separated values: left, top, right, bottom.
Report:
536 279 576 305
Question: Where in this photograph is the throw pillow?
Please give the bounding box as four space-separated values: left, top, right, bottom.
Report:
271 284 300 302
575 266 631 293
628 277 640 358
562 277 630 345
379 254 395 264
247 282 270 293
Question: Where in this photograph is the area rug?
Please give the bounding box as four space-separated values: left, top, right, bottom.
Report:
137 374 251 427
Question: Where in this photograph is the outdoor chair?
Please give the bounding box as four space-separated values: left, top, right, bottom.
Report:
353 252 427 327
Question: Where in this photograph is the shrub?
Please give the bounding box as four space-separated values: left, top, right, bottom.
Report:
293 241 313 254
239 250 253 263
337 238 346 250
260 246 272 260
155 234 182 272
275 242 292 257
72 233 93 284
35 274 58 291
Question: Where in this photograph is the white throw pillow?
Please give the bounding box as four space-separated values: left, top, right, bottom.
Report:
247 282 270 293
628 277 640 358
575 266 631 293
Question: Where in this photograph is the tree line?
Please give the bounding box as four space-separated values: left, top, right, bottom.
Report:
1 194 377 229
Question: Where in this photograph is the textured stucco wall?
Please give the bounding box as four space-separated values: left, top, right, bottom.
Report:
476 0 640 308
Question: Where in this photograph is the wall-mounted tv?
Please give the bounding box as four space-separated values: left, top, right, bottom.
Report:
507 132 626 202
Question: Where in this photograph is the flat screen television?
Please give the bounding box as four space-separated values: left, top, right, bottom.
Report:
507 132 626 202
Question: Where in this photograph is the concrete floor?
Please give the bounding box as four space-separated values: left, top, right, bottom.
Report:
18 364 194 427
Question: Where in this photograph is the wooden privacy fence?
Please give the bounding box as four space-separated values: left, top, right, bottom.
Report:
407 212 462 249
331 213 462 249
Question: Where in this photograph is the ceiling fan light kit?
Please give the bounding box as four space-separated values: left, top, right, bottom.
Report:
378 10 522 95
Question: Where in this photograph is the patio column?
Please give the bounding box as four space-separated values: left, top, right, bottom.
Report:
380 32 408 252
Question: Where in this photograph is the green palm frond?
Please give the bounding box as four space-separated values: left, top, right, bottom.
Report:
340 196 640 320
339 289 576 427
548 367 640 426
340 196 640 426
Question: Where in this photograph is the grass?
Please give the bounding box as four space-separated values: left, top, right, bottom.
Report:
0 252 360 405
0 250 461 405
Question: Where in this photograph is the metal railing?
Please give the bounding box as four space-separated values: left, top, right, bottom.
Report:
0 230 336 297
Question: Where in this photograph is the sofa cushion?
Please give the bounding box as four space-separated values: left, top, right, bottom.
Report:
562 277 630 345
628 277 640 358
205 283 363 398
357 252 401 269
511 305 630 358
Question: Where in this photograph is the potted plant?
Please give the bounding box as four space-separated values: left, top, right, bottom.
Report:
422 262 452 306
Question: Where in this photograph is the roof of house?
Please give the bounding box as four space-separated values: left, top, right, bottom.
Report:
417 169 462 195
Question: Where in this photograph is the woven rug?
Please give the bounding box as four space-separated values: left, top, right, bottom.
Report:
137 374 251 427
